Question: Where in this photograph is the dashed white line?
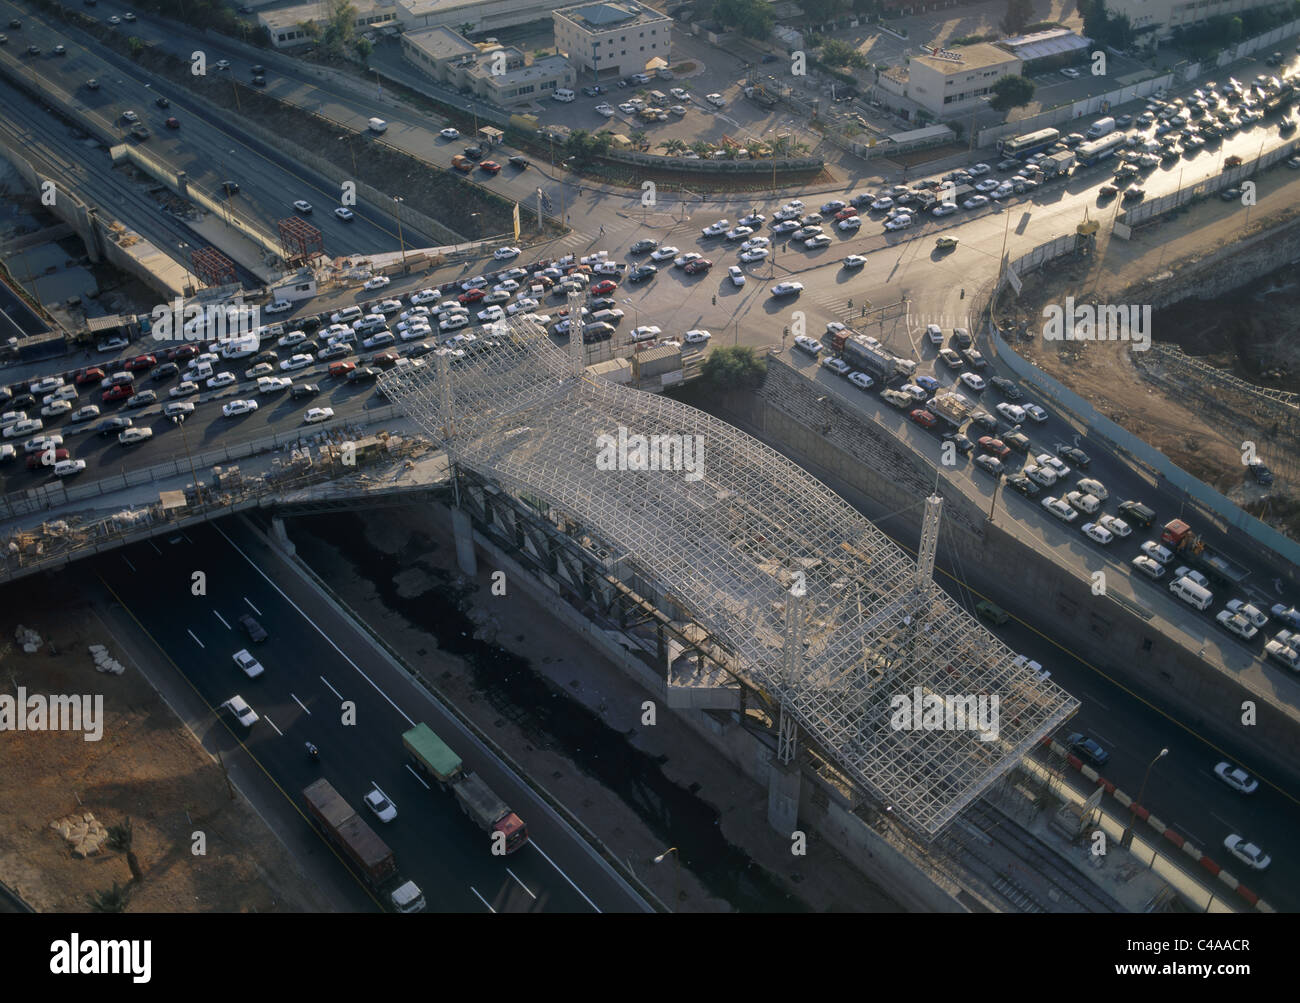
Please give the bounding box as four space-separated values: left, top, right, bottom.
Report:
320 676 343 701
291 693 311 715
213 610 231 630
187 629 205 648
122 556 137 572
148 540 162 555
470 886 496 912
527 840 601 913
506 868 537 899
263 716 284 737
243 597 262 615
404 764 432 790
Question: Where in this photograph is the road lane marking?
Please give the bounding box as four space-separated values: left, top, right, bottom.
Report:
148 540 162 555
291 693 311 714
320 676 343 700
263 715 283 736
470 886 496 912
243 596 262 615
122 556 137 572
506 868 537 899
404 764 432 789
214 610 231 629
187 629 204 648
527 840 600 913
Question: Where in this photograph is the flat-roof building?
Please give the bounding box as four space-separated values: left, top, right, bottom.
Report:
259 0 399 49
553 1 673 81
877 42 1022 121
402 29 575 106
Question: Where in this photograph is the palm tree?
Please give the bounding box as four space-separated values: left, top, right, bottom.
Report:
691 140 712 157
659 138 687 155
630 129 649 150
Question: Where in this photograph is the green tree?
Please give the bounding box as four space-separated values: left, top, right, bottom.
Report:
1227 15 1244 41
802 0 851 23
1000 0 1035 35
690 139 713 157
1078 0 1108 42
659 138 688 155
629 129 649 149
457 21 476 36
702 346 767 388
821 38 859 67
989 74 1035 113
564 129 612 166
322 0 357 56
126 36 145 60
355 37 373 61
712 0 774 39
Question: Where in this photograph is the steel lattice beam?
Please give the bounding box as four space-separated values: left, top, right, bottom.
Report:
379 318 1079 836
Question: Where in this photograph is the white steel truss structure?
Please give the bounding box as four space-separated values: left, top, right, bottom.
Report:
379 317 1079 836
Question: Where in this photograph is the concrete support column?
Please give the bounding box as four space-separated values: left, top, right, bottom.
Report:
767 754 801 836
451 505 478 577
269 516 295 556
176 170 189 199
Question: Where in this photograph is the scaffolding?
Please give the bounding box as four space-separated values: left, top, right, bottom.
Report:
189 246 236 288
379 317 1079 837
277 216 325 268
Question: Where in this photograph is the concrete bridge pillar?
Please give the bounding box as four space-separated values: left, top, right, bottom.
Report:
451 506 477 577
176 170 189 199
269 516 295 556
766 755 801 836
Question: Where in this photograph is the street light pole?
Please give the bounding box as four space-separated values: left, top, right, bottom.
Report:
652 847 680 911
392 196 407 271
1125 747 1169 853
178 242 194 297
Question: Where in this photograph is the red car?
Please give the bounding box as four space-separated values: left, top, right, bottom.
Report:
75 367 106 386
978 436 1010 458
102 384 133 403
458 288 486 304
480 160 501 174
591 279 618 295
28 448 69 469
165 117 180 129
170 345 198 362
909 408 938 429
834 207 859 221
369 352 400 368
125 354 157 372
683 258 713 275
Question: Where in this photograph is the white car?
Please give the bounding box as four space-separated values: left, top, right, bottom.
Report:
121 110 139 123
293 200 313 213
900 383 928 402
650 246 679 261
1061 67 1081 78
477 306 505 323
702 220 730 237
595 103 616 117
1081 522 1114 545
41 400 73 418
264 300 293 315
725 226 754 241
1132 554 1165 579
1035 453 1069 479
843 254 867 268
968 163 992 176
1225 599 1268 629
169 381 198 398
506 298 539 316
770 282 804 297
705 93 726 106
118 427 153 445
29 376 65 395
870 197 894 211
674 252 703 268
461 275 488 291
207 372 236 389
728 265 745 286
223 696 258 728
1098 514 1132 538
848 372 874 390
1216 609 1259 641
363 275 391 291
24 434 64 454
53 458 86 477
931 202 959 216
792 335 822 354
439 128 460 139
1024 403 1049 423
222 399 258 417
493 279 520 293
278 330 308 348
1076 477 1108 501
995 402 1026 424
963 195 990 209
5 419 43 439
162 401 194 418
364 785 398 823
974 179 1000 193
1223 834 1270 870
822 357 851 376
1140 540 1175 565
1042 496 1078 523
684 329 712 344
805 235 833 248
959 373 987 392
493 246 521 261
304 407 335 424
362 332 395 349
739 248 769 262
440 314 470 332
334 207 355 221
69 405 101 424
618 102 637 114
630 325 662 342
233 649 265 678
739 236 770 251
257 376 292 393
410 288 441 305
1214 761 1258 794
280 354 313 371
883 215 913 231
244 362 275 380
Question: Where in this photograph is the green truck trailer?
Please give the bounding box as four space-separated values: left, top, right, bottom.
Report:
402 723 529 854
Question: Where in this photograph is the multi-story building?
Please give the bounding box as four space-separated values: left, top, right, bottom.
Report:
1105 0 1287 39
260 0 400 49
553 1 673 82
876 43 1022 121
395 0 561 33
402 29 575 107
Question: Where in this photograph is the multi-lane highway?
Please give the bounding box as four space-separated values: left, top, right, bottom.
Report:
91 519 646 912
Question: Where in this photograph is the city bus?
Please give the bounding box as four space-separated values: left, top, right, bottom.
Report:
997 128 1061 158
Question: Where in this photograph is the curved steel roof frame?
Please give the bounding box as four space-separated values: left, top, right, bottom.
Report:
380 317 1078 835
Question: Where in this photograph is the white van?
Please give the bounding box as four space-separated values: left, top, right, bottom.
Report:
1169 576 1214 611
368 118 388 133
331 305 363 324
552 88 576 103
186 360 214 382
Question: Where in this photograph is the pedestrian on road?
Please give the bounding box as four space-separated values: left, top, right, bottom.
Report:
600 225 605 235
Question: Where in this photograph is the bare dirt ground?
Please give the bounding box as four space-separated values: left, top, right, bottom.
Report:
994 176 1300 539
0 576 330 913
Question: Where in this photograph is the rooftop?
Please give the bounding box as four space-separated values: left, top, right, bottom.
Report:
913 42 1018 74
998 29 1092 60
404 25 480 62
554 1 669 30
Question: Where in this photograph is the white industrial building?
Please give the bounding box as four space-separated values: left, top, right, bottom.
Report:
553 1 673 82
